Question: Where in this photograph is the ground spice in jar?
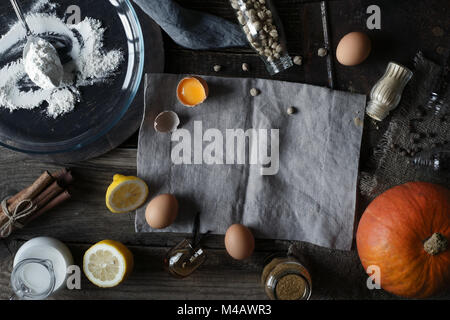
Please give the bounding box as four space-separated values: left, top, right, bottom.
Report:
261 257 283 285
275 274 307 300
261 255 312 300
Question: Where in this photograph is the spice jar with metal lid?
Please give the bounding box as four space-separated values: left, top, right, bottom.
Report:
229 0 293 75
261 254 312 300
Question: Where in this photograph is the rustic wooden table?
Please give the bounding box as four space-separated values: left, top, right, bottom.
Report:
0 0 449 300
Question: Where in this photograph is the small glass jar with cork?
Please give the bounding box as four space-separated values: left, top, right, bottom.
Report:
261 253 312 300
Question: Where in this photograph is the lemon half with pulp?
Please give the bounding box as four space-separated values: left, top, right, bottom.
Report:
106 174 148 213
83 240 133 288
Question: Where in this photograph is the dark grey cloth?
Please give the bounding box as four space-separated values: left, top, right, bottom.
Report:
132 0 247 49
136 73 367 250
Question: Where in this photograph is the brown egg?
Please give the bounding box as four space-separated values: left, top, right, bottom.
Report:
225 224 255 260
336 32 371 66
145 194 178 229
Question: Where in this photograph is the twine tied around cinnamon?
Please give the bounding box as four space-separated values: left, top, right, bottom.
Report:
0 198 37 238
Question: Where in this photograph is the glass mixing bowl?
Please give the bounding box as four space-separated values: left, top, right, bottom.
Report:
0 0 144 154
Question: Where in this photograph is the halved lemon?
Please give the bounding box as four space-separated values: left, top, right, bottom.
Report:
83 240 134 288
106 174 149 213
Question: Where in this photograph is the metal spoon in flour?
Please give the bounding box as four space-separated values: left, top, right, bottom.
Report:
10 0 63 89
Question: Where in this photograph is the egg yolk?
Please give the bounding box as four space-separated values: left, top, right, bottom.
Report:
177 78 207 106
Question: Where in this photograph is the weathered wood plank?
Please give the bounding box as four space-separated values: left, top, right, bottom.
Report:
1 0 449 301
0 145 290 300
2 145 450 300
172 0 343 23
166 0 449 94
0 146 290 251
0 240 269 300
163 1 329 88
162 0 449 177
0 240 387 300
0 241 14 299
8 239 449 300
0 146 380 300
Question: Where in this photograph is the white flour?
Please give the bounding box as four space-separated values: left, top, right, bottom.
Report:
24 37 64 89
47 88 78 117
0 2 123 118
30 0 58 13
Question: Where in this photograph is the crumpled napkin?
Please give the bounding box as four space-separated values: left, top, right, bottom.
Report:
132 0 247 49
136 73 366 250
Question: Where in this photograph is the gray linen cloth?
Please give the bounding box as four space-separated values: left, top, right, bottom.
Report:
132 0 247 49
136 73 366 250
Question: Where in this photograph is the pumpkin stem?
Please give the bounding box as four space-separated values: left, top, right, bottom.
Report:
424 233 448 255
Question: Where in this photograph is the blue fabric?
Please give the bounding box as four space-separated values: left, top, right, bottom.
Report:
133 0 248 49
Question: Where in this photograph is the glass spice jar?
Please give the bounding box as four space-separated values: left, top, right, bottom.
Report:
164 239 207 278
230 0 293 75
261 254 312 300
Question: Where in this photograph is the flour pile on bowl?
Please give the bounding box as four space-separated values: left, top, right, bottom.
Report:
24 37 64 89
0 1 123 118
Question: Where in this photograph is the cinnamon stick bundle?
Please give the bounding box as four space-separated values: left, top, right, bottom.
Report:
0 169 73 238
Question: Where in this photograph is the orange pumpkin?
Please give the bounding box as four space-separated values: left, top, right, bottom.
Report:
356 182 450 298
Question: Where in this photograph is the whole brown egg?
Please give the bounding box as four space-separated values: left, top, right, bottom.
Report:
225 224 255 260
336 32 372 66
145 194 178 229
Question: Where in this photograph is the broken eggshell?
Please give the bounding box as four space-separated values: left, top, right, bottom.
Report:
154 111 180 133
